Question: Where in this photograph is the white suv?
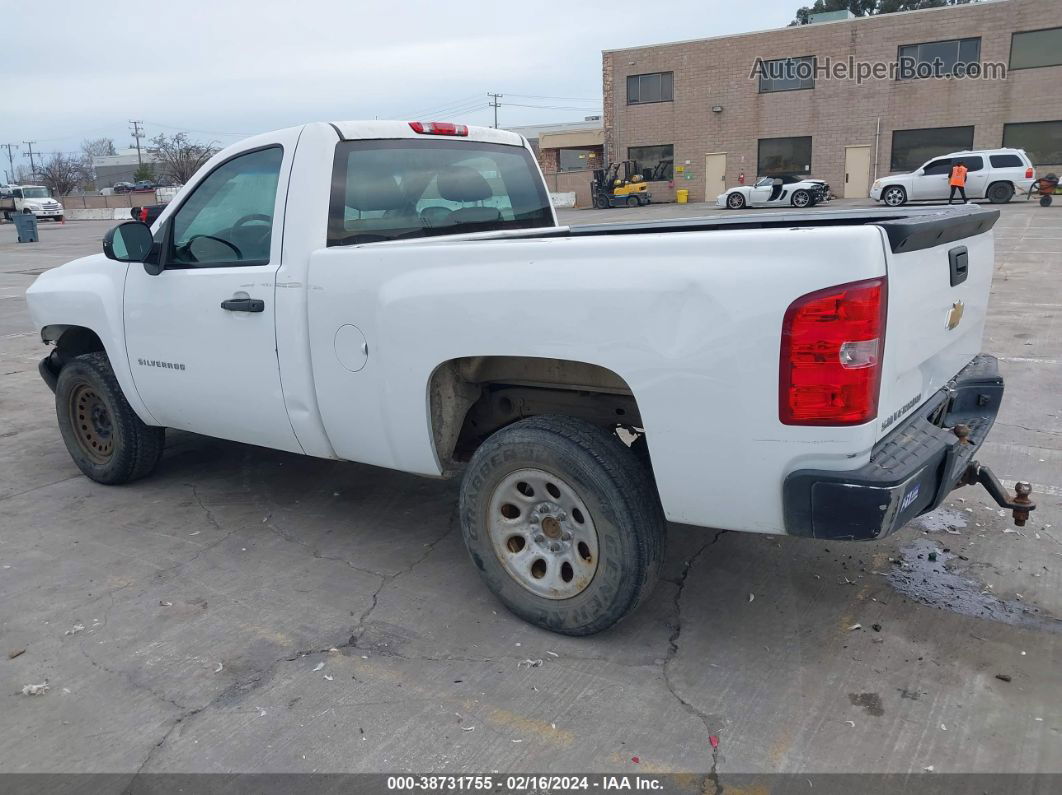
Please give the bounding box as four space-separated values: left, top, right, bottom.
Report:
871 148 1035 206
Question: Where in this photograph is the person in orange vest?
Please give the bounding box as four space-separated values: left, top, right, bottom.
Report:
949 160 968 205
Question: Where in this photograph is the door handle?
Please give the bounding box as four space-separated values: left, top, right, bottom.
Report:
220 298 264 313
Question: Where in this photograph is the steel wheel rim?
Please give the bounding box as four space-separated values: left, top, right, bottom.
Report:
793 192 809 207
69 383 116 464
487 468 600 600
728 194 743 208
884 187 904 206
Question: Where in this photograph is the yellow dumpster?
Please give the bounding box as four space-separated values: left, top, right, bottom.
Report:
676 189 689 204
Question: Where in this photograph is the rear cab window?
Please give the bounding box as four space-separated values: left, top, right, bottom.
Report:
327 139 553 246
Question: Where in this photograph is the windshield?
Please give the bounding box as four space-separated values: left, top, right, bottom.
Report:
327 139 554 246
755 177 774 187
22 187 51 198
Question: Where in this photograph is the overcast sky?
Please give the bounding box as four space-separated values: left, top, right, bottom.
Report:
1 0 802 173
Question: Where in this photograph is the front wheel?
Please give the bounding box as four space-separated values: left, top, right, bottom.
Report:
726 192 746 209
791 189 811 208
55 352 165 484
459 416 666 635
882 186 907 207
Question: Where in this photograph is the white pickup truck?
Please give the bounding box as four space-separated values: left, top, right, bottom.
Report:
26 120 1034 635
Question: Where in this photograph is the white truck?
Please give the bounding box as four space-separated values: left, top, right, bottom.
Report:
25 120 1035 635
1 184 65 221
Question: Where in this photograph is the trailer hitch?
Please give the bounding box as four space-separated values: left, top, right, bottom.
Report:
958 462 1036 526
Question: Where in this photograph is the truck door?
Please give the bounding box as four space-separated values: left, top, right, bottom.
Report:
123 134 302 452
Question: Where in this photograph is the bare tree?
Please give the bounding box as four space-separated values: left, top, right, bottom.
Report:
148 133 218 184
37 153 83 197
81 137 117 159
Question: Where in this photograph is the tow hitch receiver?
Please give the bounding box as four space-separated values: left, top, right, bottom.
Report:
958 462 1036 526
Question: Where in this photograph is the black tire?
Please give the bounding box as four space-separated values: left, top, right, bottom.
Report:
459 415 666 636
987 182 1014 204
55 352 165 485
791 189 811 208
726 192 745 210
882 185 907 207
1041 195 1053 207
593 195 608 209
626 196 639 207
55 215 63 223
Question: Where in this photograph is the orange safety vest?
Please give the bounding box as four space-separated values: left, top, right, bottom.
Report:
949 164 967 187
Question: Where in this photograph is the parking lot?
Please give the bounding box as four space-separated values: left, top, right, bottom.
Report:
1 202 1059 781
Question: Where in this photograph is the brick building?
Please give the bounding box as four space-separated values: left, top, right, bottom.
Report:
603 0 1062 203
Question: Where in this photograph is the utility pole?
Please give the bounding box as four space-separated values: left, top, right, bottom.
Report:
129 120 145 166
22 141 38 177
1 143 17 183
487 93 503 128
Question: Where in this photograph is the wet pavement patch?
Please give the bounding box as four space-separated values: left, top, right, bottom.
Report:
848 692 885 716
888 538 1060 633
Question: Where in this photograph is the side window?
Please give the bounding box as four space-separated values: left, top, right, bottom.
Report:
962 156 984 172
168 147 283 268
990 154 1023 168
923 158 953 175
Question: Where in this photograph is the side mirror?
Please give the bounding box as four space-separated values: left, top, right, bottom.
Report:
103 222 154 263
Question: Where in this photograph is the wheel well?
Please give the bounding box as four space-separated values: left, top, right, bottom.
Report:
428 356 643 468
987 180 1014 192
44 325 105 357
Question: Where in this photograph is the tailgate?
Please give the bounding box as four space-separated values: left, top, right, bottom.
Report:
874 208 998 442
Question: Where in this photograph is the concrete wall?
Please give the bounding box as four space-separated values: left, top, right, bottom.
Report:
605 0 1062 202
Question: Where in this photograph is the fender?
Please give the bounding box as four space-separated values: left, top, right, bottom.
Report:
25 253 160 425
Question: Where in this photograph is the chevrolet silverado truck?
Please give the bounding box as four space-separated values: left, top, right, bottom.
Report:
25 120 1035 635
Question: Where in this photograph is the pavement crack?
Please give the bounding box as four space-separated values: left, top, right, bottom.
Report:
661 530 726 749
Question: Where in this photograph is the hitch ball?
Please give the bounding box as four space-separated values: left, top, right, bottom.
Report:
1013 481 1033 527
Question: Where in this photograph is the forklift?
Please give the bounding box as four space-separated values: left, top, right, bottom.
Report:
591 160 652 208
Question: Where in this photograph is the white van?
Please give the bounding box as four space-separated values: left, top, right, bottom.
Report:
871 148 1035 206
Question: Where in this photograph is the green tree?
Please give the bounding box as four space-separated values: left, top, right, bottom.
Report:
133 163 156 182
791 0 975 25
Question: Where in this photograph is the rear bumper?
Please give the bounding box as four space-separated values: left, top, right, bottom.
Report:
783 354 1003 540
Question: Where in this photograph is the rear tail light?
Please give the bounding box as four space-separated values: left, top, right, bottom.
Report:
138 207 148 223
779 278 887 426
1026 167 1035 179
409 121 468 137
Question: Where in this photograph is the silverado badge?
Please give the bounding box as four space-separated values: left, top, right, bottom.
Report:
946 300 964 331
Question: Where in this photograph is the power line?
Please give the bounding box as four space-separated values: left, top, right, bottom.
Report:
403 94 484 119
142 121 251 137
501 102 602 111
487 92 503 128
504 93 602 102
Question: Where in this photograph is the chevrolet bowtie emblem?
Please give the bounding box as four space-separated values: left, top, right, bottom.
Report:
946 300 965 331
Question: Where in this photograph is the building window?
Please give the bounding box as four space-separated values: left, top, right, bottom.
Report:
897 37 980 78
628 145 674 180
558 148 599 171
890 126 974 172
757 137 812 177
1010 28 1062 70
758 56 815 93
627 72 673 105
1003 121 1062 166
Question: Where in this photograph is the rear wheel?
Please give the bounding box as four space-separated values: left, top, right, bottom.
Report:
626 196 639 207
791 189 811 208
882 186 907 207
1041 195 1053 207
986 182 1014 204
726 192 746 210
459 416 666 635
55 352 165 484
